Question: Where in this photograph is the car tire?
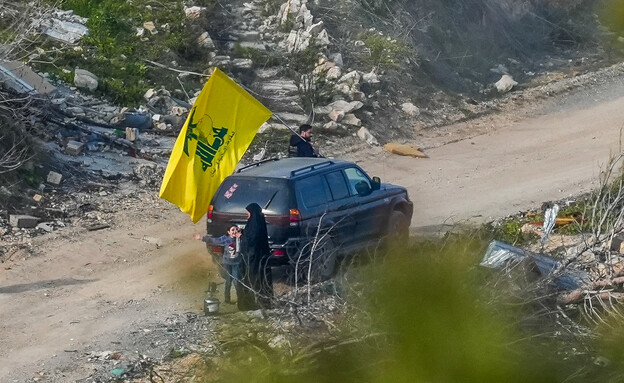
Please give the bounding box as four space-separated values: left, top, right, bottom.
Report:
292 235 337 283
387 211 409 243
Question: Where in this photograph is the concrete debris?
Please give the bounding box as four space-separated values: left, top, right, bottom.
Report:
9 215 39 228
357 127 379 146
143 21 157 35
184 6 205 19
0 61 56 95
65 140 84 156
495 74 518 93
47 171 63 185
38 18 89 44
401 102 420 117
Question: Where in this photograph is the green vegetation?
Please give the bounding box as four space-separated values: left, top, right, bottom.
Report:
360 32 410 70
208 236 624 382
38 0 215 105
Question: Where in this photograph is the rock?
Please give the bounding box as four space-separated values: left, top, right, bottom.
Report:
495 74 517 93
198 32 215 49
329 52 343 67
232 58 254 70
143 21 157 34
342 113 361 127
316 29 330 46
338 70 361 86
46 171 62 185
328 109 344 122
401 102 420 117
155 122 169 131
383 142 427 158
9 215 39 228
74 69 98 91
351 91 366 101
362 70 380 84
323 121 339 130
33 194 42 202
125 127 139 142
65 140 84 155
326 66 341 80
258 122 272 133
327 100 363 114
307 21 324 35
210 56 231 67
184 6 204 19
357 127 379 146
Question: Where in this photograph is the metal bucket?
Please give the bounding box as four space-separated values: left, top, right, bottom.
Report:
204 297 220 315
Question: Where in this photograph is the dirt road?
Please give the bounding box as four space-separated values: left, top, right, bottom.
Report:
3 67 624 381
350 71 624 232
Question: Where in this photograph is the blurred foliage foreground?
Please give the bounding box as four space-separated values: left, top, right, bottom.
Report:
204 236 624 383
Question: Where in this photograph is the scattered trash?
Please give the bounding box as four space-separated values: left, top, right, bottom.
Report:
541 203 560 244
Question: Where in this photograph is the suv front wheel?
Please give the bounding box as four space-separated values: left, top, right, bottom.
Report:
387 211 409 242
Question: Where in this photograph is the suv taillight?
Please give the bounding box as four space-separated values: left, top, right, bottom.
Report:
207 205 214 222
289 209 300 226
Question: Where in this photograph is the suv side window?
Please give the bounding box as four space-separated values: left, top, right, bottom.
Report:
344 167 371 196
325 170 350 200
296 175 329 208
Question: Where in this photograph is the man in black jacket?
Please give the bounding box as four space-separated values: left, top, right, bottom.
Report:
289 124 317 157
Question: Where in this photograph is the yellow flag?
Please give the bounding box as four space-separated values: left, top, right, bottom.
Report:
159 68 272 222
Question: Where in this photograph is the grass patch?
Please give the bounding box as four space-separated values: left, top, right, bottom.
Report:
37 0 214 105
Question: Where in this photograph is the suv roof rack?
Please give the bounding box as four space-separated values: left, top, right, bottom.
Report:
236 158 280 173
290 160 334 177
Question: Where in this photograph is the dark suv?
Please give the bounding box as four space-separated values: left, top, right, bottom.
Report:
205 157 413 279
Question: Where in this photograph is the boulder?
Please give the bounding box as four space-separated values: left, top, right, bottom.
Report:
357 127 379 146
232 58 254 70
362 70 380 84
74 68 98 91
323 121 340 130
316 29 330 46
326 66 342 80
495 75 517 93
184 6 204 19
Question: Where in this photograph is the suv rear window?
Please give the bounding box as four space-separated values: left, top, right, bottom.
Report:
213 177 290 213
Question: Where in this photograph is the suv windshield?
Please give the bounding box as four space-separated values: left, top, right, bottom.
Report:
213 177 290 214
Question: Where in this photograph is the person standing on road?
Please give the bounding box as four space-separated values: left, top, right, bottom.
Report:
194 225 242 304
237 203 273 310
289 124 318 157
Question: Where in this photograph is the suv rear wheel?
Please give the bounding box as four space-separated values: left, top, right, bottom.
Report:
292 236 337 283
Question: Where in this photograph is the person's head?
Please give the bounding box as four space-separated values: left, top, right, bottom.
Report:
227 225 240 238
299 124 312 140
246 203 263 218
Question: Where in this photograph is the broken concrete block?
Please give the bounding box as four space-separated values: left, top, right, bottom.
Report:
65 140 84 156
125 127 139 142
9 215 39 228
33 194 42 202
144 88 155 100
47 171 62 185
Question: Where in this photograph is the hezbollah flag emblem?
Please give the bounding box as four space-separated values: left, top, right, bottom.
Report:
159 68 272 222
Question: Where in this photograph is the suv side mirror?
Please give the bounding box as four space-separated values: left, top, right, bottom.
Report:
371 176 381 191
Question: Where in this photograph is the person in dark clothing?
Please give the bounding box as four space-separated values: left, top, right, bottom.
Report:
237 203 273 310
289 124 318 157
